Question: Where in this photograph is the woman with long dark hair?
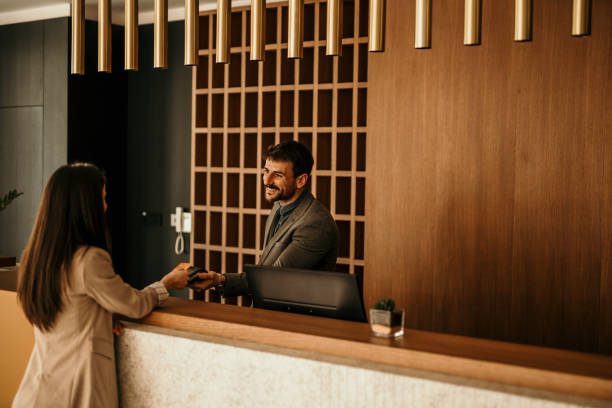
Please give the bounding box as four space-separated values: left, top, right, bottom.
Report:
12 163 189 408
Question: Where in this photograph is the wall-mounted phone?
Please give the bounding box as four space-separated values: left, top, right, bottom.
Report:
170 207 191 254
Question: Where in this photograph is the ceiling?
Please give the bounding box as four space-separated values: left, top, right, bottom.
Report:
0 0 216 14
0 0 244 26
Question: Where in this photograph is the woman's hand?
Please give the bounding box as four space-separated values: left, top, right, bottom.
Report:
161 264 190 290
112 314 125 336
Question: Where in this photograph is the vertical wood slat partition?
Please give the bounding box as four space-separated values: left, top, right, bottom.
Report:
191 0 369 304
366 0 612 354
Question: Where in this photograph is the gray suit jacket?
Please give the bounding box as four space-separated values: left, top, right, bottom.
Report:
223 191 338 297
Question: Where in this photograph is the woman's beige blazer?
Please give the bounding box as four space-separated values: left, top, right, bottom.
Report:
12 246 168 408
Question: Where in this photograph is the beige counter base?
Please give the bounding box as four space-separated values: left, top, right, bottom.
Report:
116 322 606 408
0 289 34 407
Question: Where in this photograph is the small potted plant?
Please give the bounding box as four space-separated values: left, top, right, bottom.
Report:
369 298 404 338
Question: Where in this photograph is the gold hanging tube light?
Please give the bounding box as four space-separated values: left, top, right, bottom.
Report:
250 0 266 61
125 0 138 70
288 0 304 59
415 0 431 49
216 0 231 63
98 0 112 72
464 0 481 46
71 0 85 75
368 0 385 52
154 0 168 68
326 0 343 56
185 0 199 65
514 0 532 42
572 0 591 37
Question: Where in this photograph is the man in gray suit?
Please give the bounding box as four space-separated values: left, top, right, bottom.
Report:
190 141 338 297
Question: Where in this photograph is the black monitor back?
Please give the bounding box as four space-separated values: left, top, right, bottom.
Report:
244 265 366 322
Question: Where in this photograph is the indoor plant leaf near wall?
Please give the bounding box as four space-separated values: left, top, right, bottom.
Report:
0 189 23 212
0 189 23 267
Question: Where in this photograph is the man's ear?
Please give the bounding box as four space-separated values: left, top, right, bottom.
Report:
296 173 308 189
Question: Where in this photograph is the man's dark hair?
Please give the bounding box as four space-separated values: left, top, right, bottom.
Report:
264 141 314 177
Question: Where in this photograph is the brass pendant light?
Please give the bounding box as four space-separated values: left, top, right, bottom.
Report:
71 0 85 75
155 0 168 69
326 0 343 56
250 0 266 61
572 0 591 37
464 0 482 46
368 0 385 52
288 0 304 59
514 0 532 42
98 0 112 72
125 0 138 70
415 0 431 49
216 0 231 63
185 0 199 65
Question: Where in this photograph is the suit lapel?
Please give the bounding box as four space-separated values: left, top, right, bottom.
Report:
262 203 280 248
259 192 314 264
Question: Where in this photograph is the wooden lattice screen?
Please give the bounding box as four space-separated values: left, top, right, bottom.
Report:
190 0 368 304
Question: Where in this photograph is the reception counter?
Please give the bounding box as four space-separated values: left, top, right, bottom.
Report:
118 297 612 407
2 265 611 407
0 267 34 407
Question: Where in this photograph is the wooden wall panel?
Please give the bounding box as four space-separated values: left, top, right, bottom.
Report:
596 1 612 355
366 0 612 354
509 1 609 352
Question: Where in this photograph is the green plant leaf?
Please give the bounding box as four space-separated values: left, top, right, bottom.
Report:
0 189 24 212
373 298 395 311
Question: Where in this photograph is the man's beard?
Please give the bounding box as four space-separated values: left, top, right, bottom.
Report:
264 184 296 203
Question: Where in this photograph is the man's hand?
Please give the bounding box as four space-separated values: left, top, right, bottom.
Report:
189 271 224 291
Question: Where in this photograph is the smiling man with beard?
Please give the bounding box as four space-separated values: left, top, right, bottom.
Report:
191 141 339 296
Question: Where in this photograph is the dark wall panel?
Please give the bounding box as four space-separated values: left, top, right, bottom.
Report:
43 18 69 181
0 108 44 257
126 21 191 293
365 0 612 354
68 22 127 276
0 19 68 260
0 21 43 107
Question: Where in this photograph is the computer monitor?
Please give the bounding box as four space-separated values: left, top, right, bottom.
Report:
244 264 366 322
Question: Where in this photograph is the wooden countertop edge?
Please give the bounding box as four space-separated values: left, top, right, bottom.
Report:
0 266 18 292
137 303 612 402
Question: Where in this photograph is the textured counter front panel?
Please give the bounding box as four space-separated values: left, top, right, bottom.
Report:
116 323 600 408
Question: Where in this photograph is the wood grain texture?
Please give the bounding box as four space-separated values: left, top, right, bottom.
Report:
192 0 369 296
0 267 18 292
129 298 612 402
598 0 612 355
509 0 603 353
365 0 611 354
